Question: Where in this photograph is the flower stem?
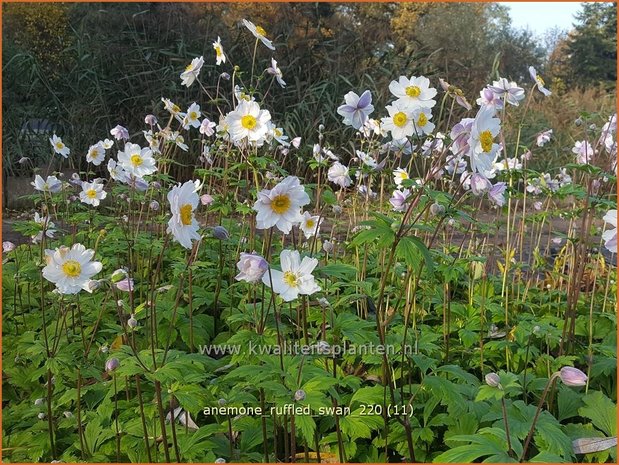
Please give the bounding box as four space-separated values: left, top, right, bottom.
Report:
520 373 559 461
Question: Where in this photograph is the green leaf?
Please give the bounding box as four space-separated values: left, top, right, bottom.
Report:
321 189 337 206
579 391 617 436
557 387 584 422
295 414 316 446
433 428 515 463
397 236 434 274
317 263 358 279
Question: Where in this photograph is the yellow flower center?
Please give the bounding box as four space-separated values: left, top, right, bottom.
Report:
86 189 97 199
62 260 81 278
190 111 198 120
89 149 98 159
306 219 315 229
179 204 193 225
479 130 494 153
241 115 257 130
56 142 64 150
271 194 291 214
215 46 223 57
417 113 428 127
405 86 421 97
536 75 545 86
283 271 299 287
393 112 408 128
130 154 143 167
255 25 267 37
274 128 283 137
185 63 194 72
399 172 408 180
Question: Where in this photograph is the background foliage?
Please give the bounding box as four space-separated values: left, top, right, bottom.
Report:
2 1 617 177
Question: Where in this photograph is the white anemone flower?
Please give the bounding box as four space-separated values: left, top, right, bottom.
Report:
182 103 202 130
602 209 617 253
200 118 216 137
267 122 289 146
226 100 271 144
299 211 321 239
242 19 275 50
32 212 56 243
572 140 595 164
162 98 183 116
536 129 553 147
102 138 114 149
49 134 70 158
262 250 320 302
42 243 103 294
167 180 201 249
86 142 106 166
468 105 501 176
32 175 62 193
393 168 409 187
117 142 157 177
328 161 352 188
79 180 107 207
529 66 552 96
266 58 286 88
336 90 374 130
107 159 127 182
389 75 437 109
381 101 416 140
253 176 310 234
412 107 435 135
488 78 525 106
213 37 226 65
180 56 204 87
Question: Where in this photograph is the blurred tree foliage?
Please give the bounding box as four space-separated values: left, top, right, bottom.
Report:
2 2 615 178
564 2 617 87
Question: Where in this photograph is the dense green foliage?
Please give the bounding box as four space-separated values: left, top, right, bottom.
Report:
1 4 617 464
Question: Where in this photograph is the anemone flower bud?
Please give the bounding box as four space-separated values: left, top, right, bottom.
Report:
110 124 129 141
38 412 46 420
439 78 450 92
215 459 226 464
116 277 134 292
429 202 445 216
218 398 227 406
105 358 120 373
19 156 30 164
235 252 268 283
111 269 127 283
144 114 158 126
149 200 160 211
220 72 230 81
316 340 331 354
200 194 214 206
3 241 16 253
127 314 138 328
294 389 306 401
34 398 45 406
212 226 229 240
485 372 501 388
559 366 588 386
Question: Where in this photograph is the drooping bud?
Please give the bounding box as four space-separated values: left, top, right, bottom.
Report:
558 366 587 387
485 372 501 388
105 358 120 373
